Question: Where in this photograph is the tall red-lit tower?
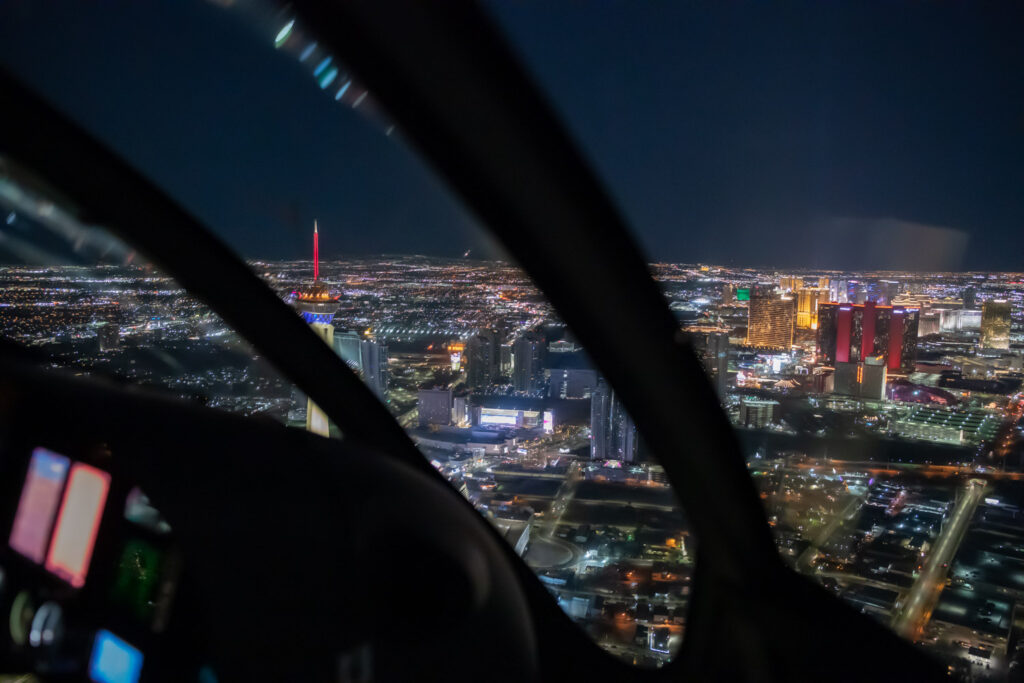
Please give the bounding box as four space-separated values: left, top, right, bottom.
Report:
292 221 338 436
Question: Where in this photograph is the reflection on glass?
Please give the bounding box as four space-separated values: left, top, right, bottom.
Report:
124 488 172 536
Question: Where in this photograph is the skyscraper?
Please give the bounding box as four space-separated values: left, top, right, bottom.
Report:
817 302 919 372
829 279 849 303
779 276 801 292
330 328 387 400
292 221 339 436
513 331 546 393
333 329 363 369
360 338 389 400
590 379 638 462
746 294 795 349
796 288 828 330
962 287 977 310
466 330 500 389
980 300 1011 350
95 321 119 352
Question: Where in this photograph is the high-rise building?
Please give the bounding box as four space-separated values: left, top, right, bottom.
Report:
332 329 388 400
549 368 598 398
939 308 982 333
452 392 469 426
96 322 119 352
333 329 363 369
817 302 919 372
818 277 830 290
292 222 339 437
448 341 465 371
962 287 977 310
980 300 1011 350
796 288 829 330
417 387 452 426
513 331 546 393
779 276 801 292
466 330 501 389
746 294 795 349
499 342 514 376
590 379 638 462
738 397 779 428
876 280 900 304
829 279 849 303
360 338 389 401
833 358 887 400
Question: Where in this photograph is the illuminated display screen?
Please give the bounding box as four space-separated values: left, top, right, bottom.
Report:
89 630 143 683
45 463 110 588
479 414 517 426
543 411 554 434
10 448 70 564
111 539 164 623
737 288 751 301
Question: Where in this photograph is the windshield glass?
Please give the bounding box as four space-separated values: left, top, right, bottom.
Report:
489 1 1024 677
0 0 693 667
3 0 1022 676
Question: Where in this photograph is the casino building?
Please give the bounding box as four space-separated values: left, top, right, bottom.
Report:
817 302 919 373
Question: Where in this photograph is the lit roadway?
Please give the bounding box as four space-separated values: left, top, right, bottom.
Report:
788 460 1024 481
891 478 987 640
796 491 867 573
542 460 583 539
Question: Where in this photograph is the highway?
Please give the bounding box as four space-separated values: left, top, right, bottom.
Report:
543 461 583 539
785 460 1024 481
891 478 987 640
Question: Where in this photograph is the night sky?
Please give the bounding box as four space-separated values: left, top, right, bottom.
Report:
1 1 1022 270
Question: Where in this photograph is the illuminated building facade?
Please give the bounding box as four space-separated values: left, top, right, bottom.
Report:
796 288 829 330
738 397 779 428
590 379 637 462
360 338 389 401
448 341 465 371
817 302 919 372
746 295 795 349
779 276 801 293
829 279 849 303
980 300 1011 350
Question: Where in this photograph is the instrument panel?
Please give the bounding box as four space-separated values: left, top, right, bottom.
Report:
0 442 210 682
